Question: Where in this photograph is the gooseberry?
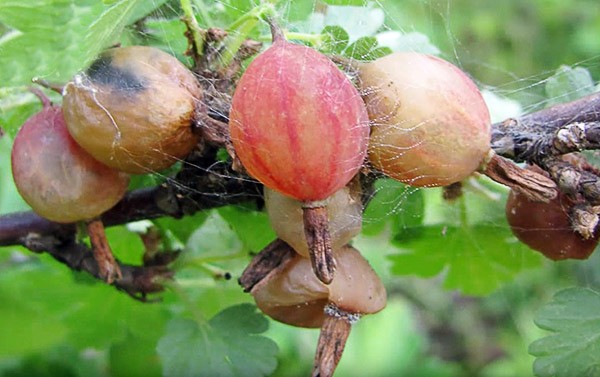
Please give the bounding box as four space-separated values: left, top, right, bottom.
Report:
360 52 491 187
63 46 202 174
251 244 386 328
11 93 130 223
229 25 369 283
506 184 599 260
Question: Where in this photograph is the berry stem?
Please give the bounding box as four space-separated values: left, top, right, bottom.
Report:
266 16 285 43
27 87 52 108
86 218 122 283
303 204 336 285
214 2 276 70
31 77 64 94
180 0 206 58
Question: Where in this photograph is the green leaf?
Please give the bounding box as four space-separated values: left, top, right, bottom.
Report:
362 179 424 236
345 36 391 61
218 205 275 252
185 211 243 257
157 304 278 377
0 135 29 214
143 17 192 63
322 0 368 5
0 1 105 85
320 25 349 54
530 287 600 377
389 225 541 295
154 212 210 245
545 65 596 105
84 0 142 60
325 5 384 42
110 333 162 377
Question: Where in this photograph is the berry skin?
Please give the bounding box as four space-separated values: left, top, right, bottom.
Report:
11 100 129 223
264 183 363 258
506 188 599 260
252 245 386 328
63 46 202 174
360 52 491 187
229 38 369 201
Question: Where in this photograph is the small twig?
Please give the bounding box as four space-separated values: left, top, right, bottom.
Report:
491 92 600 159
21 234 173 299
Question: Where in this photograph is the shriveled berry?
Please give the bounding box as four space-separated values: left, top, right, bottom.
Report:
11 99 129 223
252 245 386 328
63 46 202 174
506 187 599 260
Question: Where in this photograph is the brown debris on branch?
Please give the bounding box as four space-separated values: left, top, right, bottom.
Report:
482 152 558 202
20 232 173 300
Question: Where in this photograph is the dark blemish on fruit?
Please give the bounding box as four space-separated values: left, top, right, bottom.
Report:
86 54 145 92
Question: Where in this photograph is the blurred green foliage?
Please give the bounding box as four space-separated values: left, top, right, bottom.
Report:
0 0 599 376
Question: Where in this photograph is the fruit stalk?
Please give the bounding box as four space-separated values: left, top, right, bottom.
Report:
87 218 122 283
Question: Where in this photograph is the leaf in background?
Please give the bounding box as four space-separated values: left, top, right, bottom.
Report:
324 4 384 42
185 211 243 257
320 25 349 54
481 89 523 123
545 65 596 106
143 18 191 62
529 287 600 377
110 333 162 377
322 0 369 5
218 205 275 252
0 88 47 137
83 0 143 61
0 1 105 85
104 225 146 265
154 212 209 246
362 179 424 236
389 225 541 295
157 304 278 377
0 136 30 214
345 36 391 60
375 31 440 55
